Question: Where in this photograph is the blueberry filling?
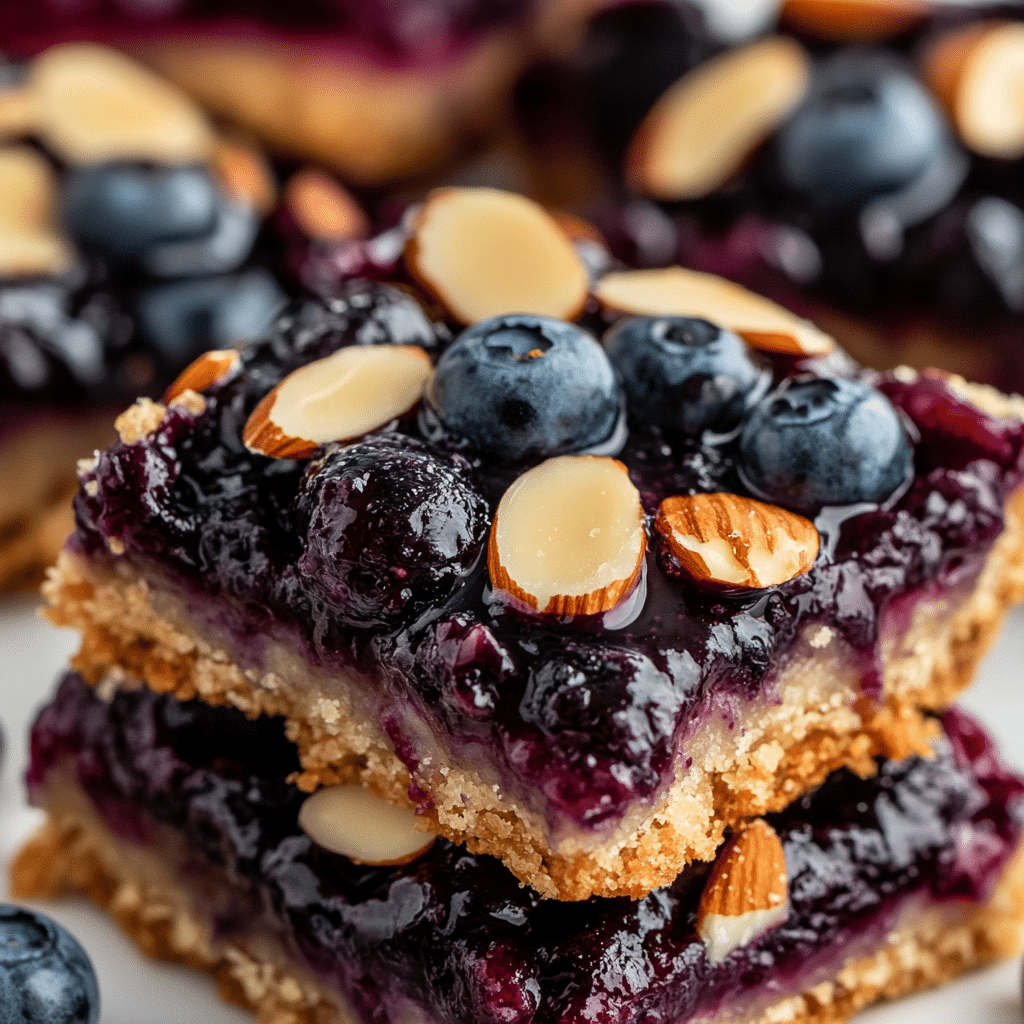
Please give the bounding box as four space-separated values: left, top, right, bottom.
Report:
26 675 1024 1024
69 285 1024 830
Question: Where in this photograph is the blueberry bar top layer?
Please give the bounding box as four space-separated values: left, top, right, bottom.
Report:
70 278 1024 836
27 673 1024 1024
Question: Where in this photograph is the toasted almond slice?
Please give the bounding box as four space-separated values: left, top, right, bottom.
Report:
163 350 242 404
0 87 36 141
697 819 789 964
299 785 435 866
285 166 369 240
489 455 646 616
596 267 835 357
656 493 818 590
213 138 277 214
29 43 216 165
923 21 1024 159
781 0 926 41
243 344 432 459
408 187 589 325
628 38 809 202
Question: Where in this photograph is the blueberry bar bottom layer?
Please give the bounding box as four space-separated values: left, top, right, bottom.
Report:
13 674 1024 1024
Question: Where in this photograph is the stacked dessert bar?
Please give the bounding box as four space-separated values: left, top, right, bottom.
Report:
13 186 1024 1023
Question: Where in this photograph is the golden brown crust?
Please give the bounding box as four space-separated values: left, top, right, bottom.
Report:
13 794 1024 1024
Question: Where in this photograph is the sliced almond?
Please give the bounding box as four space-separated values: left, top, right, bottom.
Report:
163 350 241 404
28 43 216 166
923 21 1024 160
285 166 369 240
488 455 646 616
656 493 818 590
213 138 277 214
0 87 36 142
299 785 435 866
596 267 835 357
243 344 432 459
628 38 809 202
407 187 589 325
697 819 789 964
781 0 927 41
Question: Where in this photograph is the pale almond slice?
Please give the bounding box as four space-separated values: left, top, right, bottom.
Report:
243 344 432 459
628 38 810 202
923 21 1024 160
285 166 369 240
596 266 835 357
407 187 589 325
697 819 789 964
28 43 216 166
213 138 277 214
163 350 242 404
781 0 927 41
299 785 435 866
656 493 818 590
488 455 646 616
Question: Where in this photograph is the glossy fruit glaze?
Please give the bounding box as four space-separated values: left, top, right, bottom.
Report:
26 674 1024 1024
69 278 1024 833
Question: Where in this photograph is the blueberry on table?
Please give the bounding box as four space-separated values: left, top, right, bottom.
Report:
424 314 623 462
605 315 762 435
739 375 911 514
777 49 954 212
0 905 99 1023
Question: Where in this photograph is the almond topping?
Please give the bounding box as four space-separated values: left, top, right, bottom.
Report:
488 455 646 616
781 0 927 41
656 494 818 590
628 38 810 202
595 267 835 357
213 138 277 214
243 344 432 459
299 785 435 866
923 21 1024 160
163 350 242 404
697 819 789 964
285 167 369 240
408 187 589 325
28 43 215 165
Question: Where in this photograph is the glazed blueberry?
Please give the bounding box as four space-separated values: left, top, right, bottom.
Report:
604 315 762 435
777 50 954 212
0 906 99 1024
133 269 285 367
296 435 489 629
424 314 622 462
739 376 912 513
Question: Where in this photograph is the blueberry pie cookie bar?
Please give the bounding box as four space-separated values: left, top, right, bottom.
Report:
40 190 1024 900
14 675 1024 1024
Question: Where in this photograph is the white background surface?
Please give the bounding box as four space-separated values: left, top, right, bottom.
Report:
1 594 1024 1022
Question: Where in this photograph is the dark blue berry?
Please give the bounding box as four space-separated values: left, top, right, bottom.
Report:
296 434 489 629
777 50 957 213
0 905 99 1024
604 315 763 434
133 269 285 367
424 314 623 462
739 376 912 513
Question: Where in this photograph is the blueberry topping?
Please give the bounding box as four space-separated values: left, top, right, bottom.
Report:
0 905 99 1024
296 434 489 629
425 314 622 462
604 315 762 435
777 50 954 212
739 375 912 513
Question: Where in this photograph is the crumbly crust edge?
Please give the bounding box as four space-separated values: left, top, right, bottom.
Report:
11 794 1024 1024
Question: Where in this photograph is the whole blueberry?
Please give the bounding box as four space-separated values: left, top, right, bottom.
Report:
424 314 622 462
739 376 911 513
0 905 99 1023
777 50 954 211
604 315 762 434
296 435 489 629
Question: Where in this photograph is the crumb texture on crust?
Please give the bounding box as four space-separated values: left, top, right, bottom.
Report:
12 799 1024 1024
